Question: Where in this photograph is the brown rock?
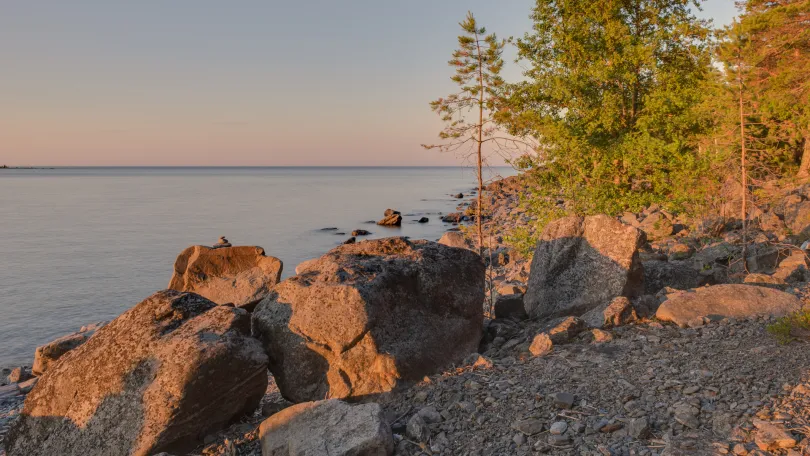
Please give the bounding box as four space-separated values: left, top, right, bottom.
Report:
168 245 282 311
743 273 788 289
524 215 645 319
377 213 403 226
548 316 586 343
773 252 809 283
753 419 797 451
252 237 484 402
32 323 103 376
5 290 268 456
639 211 673 241
529 333 553 357
656 284 801 327
582 296 638 328
258 399 393 456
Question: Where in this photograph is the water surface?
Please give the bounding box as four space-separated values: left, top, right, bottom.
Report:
0 166 514 367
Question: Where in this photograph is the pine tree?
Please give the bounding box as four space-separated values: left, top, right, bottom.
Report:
424 12 506 255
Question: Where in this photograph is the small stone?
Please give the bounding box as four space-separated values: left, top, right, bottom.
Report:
417 406 442 424
593 419 610 432
529 333 553 357
547 434 570 445
600 423 623 433
512 418 544 436
414 391 428 402
551 392 575 409
674 402 700 429
406 414 430 443
732 443 747 455
683 385 701 395
591 329 613 343
549 421 568 435
628 417 650 439
513 433 526 445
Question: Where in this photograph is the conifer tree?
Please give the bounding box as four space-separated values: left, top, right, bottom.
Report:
424 12 506 255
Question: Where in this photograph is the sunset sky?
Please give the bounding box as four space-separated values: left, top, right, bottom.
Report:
2 1 738 166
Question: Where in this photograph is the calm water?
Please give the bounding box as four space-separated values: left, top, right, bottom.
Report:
0 166 514 367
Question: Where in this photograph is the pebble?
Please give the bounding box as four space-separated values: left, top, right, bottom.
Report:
549 421 567 435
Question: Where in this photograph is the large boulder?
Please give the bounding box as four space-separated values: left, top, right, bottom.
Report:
656 284 802 327
258 399 393 456
32 322 104 376
5 290 268 456
252 237 484 403
438 231 470 250
642 260 708 295
523 215 645 319
168 245 283 311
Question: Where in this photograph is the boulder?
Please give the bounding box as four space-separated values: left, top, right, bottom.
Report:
352 229 371 236
417 217 429 223
441 213 466 223
168 245 283 311
656 284 802 327
639 211 673 241
377 214 402 226
384 209 400 217
5 290 268 456
493 294 527 320
524 215 645 319
259 399 393 456
773 252 809 283
32 323 103 376
643 260 708 295
743 273 788 289
581 297 637 329
784 199 810 238
252 237 484 402
438 231 470 250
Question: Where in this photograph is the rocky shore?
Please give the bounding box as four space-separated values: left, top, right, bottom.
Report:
3 174 810 456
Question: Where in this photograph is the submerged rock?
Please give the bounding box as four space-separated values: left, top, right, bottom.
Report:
5 290 268 456
524 215 645 319
252 237 484 402
168 245 283 311
377 213 402 226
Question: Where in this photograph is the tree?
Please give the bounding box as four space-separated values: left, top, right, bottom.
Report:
723 0 810 178
502 0 716 218
424 12 506 255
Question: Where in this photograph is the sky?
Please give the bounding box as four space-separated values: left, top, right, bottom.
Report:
1 1 738 166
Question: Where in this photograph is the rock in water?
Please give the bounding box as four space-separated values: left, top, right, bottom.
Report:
656 284 801 327
168 245 283 311
258 399 393 456
5 290 268 456
252 237 484 402
523 215 645 319
377 213 402 226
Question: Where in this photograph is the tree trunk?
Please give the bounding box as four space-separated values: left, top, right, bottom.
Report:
475 32 485 256
798 136 810 179
738 58 748 271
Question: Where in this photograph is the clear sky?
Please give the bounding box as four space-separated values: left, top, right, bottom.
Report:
1 1 738 166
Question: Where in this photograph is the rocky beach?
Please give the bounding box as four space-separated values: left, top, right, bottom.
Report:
4 174 810 456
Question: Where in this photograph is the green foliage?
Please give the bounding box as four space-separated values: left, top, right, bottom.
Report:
767 309 810 345
503 225 538 259
716 0 810 178
500 0 719 220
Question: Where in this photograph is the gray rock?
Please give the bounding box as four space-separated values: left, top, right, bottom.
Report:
252 237 485 402
524 215 645 319
656 284 802 327
551 392 575 409
259 399 393 455
5 290 268 456
628 417 650 439
438 231 470 249
512 418 544 436
406 414 430 443
549 421 568 435
643 260 708 295
494 293 527 320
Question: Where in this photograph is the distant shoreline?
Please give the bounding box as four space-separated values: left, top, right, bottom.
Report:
0 166 56 170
